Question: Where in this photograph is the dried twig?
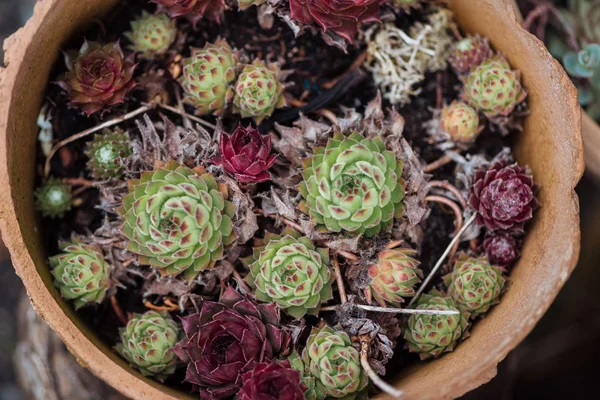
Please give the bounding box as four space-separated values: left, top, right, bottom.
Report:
320 304 459 315
144 300 178 312
315 109 339 126
154 103 217 130
428 180 467 209
360 336 404 398
426 195 464 261
409 213 477 306
332 256 347 304
110 295 128 325
44 105 153 177
424 154 454 173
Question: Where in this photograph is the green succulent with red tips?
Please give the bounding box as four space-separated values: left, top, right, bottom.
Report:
288 351 318 400
179 39 240 116
85 127 131 179
443 254 506 318
49 236 110 310
117 160 236 281
367 248 422 307
301 325 369 399
116 310 181 382
124 11 177 59
404 290 469 360
242 228 333 319
299 131 405 237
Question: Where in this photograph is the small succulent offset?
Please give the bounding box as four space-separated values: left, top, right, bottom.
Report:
56 40 137 116
299 131 405 237
464 55 527 118
440 101 482 144
301 325 369 399
85 128 132 179
117 160 236 281
289 0 380 43
242 229 334 319
212 125 277 183
444 254 506 318
180 39 240 116
288 352 317 400
174 287 291 399
483 231 521 267
238 361 307 400
448 35 492 74
49 237 110 309
367 248 422 307
35 178 72 218
404 291 469 360
116 310 181 382
563 44 600 116
469 160 538 232
151 0 226 25
124 12 177 58
233 60 286 124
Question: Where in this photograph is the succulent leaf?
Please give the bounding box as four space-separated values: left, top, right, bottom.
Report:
124 12 177 58
117 160 236 280
367 248 422 307
85 128 131 179
440 101 481 144
448 35 492 74
238 360 306 400
35 178 72 218
116 310 181 382
49 236 110 309
299 131 405 237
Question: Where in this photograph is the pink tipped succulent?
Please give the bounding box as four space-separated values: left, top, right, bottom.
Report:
212 125 277 183
469 160 539 232
56 40 137 116
289 0 380 43
151 0 225 25
448 35 493 74
483 231 522 266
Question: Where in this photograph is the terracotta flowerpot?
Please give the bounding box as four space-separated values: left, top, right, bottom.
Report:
0 0 584 399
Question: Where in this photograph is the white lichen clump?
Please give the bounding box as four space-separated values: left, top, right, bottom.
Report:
364 9 456 105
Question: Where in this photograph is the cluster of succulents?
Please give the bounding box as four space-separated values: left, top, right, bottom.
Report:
36 1 541 399
542 0 600 120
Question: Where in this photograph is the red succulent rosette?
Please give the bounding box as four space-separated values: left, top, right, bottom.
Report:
212 125 277 183
151 0 225 25
289 0 380 43
56 40 137 116
238 360 306 400
483 231 522 266
469 160 539 232
174 287 291 399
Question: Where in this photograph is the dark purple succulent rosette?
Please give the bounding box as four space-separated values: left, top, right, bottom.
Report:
212 125 277 184
482 231 522 267
174 286 291 399
469 160 539 232
238 360 306 400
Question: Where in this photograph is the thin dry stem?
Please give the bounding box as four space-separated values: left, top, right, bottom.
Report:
144 301 178 312
319 304 459 316
409 213 477 306
155 103 217 130
110 295 128 325
360 336 404 398
44 105 152 177
424 154 454 173
428 180 467 209
426 195 464 260
332 256 347 304
316 109 339 126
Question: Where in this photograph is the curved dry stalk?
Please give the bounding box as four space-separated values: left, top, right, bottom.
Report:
110 295 128 325
428 180 467 209
423 154 454 173
154 103 217 130
44 105 152 177
409 213 477 306
426 195 464 260
332 256 348 304
360 336 404 398
316 109 339 126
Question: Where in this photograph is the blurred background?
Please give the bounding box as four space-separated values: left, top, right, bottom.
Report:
1 0 599 399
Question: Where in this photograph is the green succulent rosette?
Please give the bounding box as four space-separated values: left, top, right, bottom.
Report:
49 236 110 309
180 39 239 116
85 128 132 179
124 11 177 58
299 131 405 237
117 160 236 281
443 253 506 318
464 55 527 118
288 351 318 400
301 325 368 399
404 290 469 360
242 228 333 319
35 178 72 218
233 59 286 124
367 248 422 307
116 310 181 382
